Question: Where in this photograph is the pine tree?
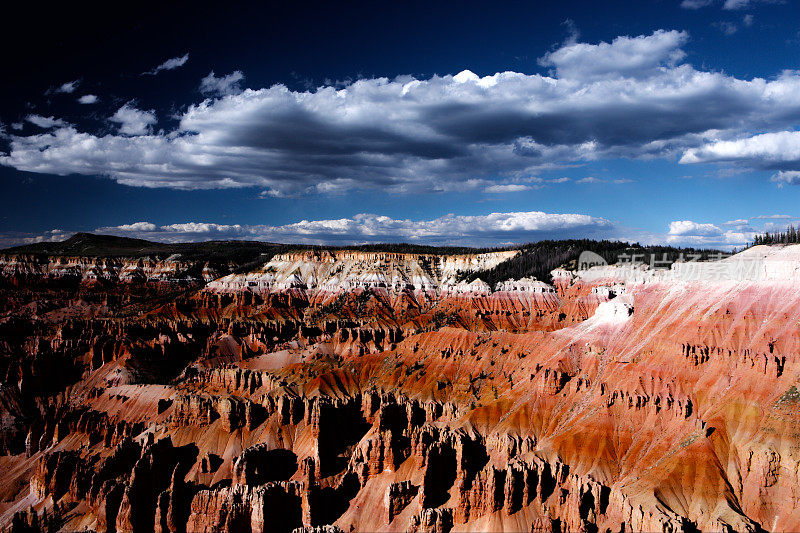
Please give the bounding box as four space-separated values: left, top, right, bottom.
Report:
753 224 800 246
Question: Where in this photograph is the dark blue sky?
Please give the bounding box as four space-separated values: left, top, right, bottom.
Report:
1 0 799 248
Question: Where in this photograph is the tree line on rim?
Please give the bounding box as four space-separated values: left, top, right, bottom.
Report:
752 225 800 246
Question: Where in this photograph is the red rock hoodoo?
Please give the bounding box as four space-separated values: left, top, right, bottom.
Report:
0 245 798 531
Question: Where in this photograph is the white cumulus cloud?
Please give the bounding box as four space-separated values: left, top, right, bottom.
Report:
109 103 157 136
91 210 613 246
539 30 688 80
78 94 98 104
680 130 800 168
666 219 761 247
669 220 723 236
113 222 157 232
3 30 800 194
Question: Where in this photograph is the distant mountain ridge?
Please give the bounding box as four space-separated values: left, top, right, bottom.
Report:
2 233 288 264
3 232 272 255
1 233 502 259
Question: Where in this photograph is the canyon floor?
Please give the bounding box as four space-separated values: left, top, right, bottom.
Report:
0 240 798 532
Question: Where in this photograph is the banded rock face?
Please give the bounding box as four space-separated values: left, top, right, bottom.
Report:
0 254 224 283
2 245 800 531
206 250 520 295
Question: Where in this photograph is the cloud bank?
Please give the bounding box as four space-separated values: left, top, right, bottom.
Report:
4 211 788 250
681 0 782 9
2 211 610 248
4 30 800 195
90 211 613 247
666 218 758 247
680 131 800 170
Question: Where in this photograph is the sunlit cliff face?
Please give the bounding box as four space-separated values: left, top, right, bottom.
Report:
0 244 799 531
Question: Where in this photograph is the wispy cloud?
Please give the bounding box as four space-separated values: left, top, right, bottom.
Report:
680 0 715 9
47 80 80 94
722 0 782 10
682 0 783 9
714 21 739 35
483 184 533 193
199 70 244 96
561 19 581 44
755 214 791 219
143 53 189 75
25 115 65 128
771 171 800 187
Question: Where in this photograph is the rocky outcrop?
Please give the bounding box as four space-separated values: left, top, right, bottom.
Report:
0 254 223 284
385 481 418 523
185 482 304 533
232 445 297 486
206 250 519 295
408 507 453 533
116 437 194 533
4 244 800 532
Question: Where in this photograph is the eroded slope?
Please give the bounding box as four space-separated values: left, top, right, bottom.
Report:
0 245 796 532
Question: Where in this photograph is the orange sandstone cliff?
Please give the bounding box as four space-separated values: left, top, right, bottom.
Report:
0 245 797 532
